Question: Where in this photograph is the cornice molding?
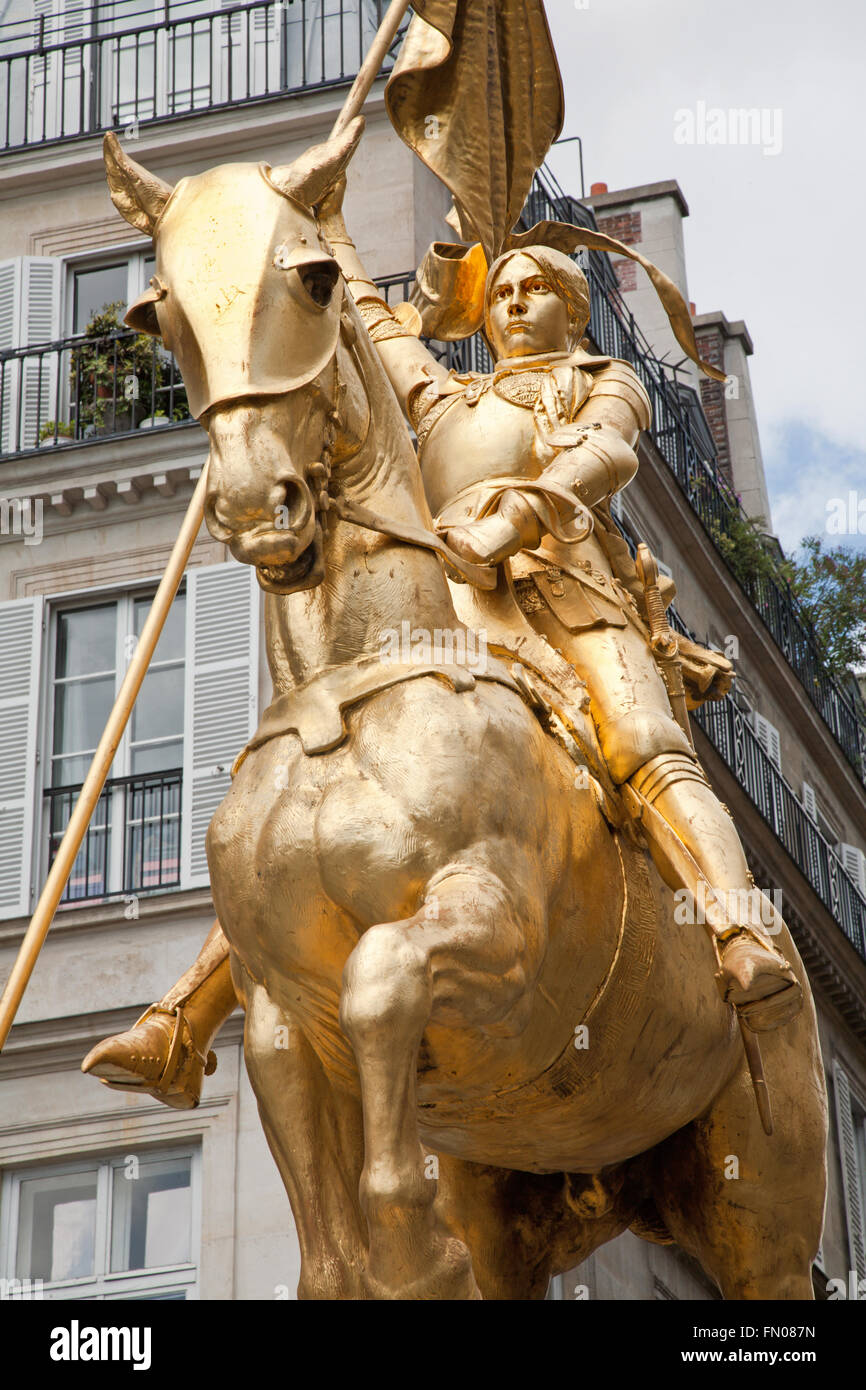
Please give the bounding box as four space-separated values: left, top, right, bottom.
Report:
10 534 224 598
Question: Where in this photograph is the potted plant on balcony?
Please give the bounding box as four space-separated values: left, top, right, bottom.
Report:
70 302 167 438
38 419 74 446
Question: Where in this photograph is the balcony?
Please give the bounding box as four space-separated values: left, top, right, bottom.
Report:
0 0 391 153
692 689 866 964
613 515 866 966
1 322 192 454
46 767 182 904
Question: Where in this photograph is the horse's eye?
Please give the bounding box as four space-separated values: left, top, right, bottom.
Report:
300 264 339 308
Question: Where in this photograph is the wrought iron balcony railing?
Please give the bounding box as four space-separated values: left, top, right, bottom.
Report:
691 689 866 964
613 515 866 965
46 767 182 904
0 0 391 153
0 325 192 454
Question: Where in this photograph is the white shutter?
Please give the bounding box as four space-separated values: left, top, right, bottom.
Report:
28 0 55 144
58 0 90 140
751 712 782 772
27 0 88 143
0 259 18 455
20 258 61 450
220 0 275 103
833 1060 866 1281
181 563 259 889
802 782 818 824
839 844 866 896
800 782 824 887
0 598 44 920
0 257 60 453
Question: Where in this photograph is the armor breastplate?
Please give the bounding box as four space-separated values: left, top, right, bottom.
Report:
419 364 591 519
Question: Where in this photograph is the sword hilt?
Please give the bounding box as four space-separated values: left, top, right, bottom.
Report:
636 543 677 657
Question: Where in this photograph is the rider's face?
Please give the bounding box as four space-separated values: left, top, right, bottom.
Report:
488 254 571 360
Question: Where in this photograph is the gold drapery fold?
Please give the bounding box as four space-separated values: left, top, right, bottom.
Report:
385 0 564 262
410 220 727 384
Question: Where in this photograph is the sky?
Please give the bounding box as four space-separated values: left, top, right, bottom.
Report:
545 0 866 558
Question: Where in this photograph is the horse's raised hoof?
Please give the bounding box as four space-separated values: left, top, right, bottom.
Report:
81 1004 217 1109
716 934 803 1032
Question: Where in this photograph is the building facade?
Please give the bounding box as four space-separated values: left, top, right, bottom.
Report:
1 0 864 1302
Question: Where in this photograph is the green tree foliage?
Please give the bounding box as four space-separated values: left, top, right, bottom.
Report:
788 535 866 681
710 509 866 683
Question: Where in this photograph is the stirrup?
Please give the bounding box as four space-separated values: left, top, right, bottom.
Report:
714 932 803 1033
83 1003 217 1109
142 1004 217 1096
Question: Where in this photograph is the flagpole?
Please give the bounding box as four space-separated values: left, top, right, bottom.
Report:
0 463 209 1053
330 0 413 138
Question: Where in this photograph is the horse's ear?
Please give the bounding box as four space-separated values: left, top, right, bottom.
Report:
268 117 364 209
124 280 165 338
103 132 174 236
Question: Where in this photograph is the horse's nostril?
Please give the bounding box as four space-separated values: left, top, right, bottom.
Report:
205 496 234 540
276 478 313 532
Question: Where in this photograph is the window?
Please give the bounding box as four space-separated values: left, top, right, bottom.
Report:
0 1148 199 1300
63 246 188 439
0 248 182 454
0 563 260 921
833 1061 866 1283
46 588 185 902
68 248 154 336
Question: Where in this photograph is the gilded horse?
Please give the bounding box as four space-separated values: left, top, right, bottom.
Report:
103 124 827 1300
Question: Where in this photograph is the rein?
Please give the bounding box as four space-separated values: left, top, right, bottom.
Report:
329 495 497 590
314 311 498 590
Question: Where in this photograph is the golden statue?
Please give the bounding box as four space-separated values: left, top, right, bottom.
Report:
73 105 828 1299
0 0 816 1300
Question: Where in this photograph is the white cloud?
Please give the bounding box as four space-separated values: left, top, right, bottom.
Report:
763 422 866 554
546 0 866 532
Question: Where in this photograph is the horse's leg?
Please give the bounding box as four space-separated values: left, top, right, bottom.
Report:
651 1003 827 1299
233 957 369 1300
340 866 538 1300
434 1154 638 1300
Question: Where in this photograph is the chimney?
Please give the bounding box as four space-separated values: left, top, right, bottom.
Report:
693 312 773 528
583 179 694 383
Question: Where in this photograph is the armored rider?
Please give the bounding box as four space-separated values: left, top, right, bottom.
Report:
83 187 801 1108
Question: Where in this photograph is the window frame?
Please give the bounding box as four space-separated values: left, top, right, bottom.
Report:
0 1144 201 1301
36 579 186 906
62 242 154 340
833 1058 866 1282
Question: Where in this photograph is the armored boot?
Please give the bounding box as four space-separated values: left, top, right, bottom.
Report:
81 921 236 1108
628 754 802 1032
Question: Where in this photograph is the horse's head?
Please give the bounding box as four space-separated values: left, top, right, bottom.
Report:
104 121 366 593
